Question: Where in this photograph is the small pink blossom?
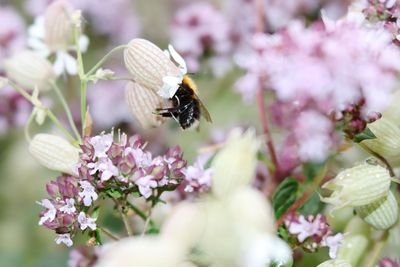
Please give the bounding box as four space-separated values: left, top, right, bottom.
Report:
59 198 76 215
134 175 157 198
182 162 213 193
89 134 113 159
79 181 98 206
378 257 400 267
287 214 322 242
55 233 73 247
77 212 97 231
37 199 56 225
322 233 344 259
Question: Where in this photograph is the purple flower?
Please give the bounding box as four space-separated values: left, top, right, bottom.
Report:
287 214 323 243
378 257 400 267
182 161 212 193
134 175 158 198
37 199 56 225
79 181 98 206
89 134 113 160
59 198 76 215
77 212 97 231
321 233 344 259
55 233 73 247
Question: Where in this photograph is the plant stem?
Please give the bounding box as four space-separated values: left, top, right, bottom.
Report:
52 82 82 142
85 45 127 77
275 163 328 227
362 231 388 267
257 87 280 176
24 109 36 142
126 200 157 229
141 209 152 236
99 226 120 241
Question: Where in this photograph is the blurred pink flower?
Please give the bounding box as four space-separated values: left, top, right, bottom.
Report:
171 1 232 76
0 6 26 66
378 257 400 267
321 233 344 259
181 157 213 193
77 212 97 231
55 233 73 247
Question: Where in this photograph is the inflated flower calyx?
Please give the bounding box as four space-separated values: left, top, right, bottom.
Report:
44 0 73 51
317 259 352 267
125 81 166 128
29 134 80 176
4 50 56 91
336 235 368 266
361 117 400 166
321 160 391 210
123 39 181 93
355 190 399 230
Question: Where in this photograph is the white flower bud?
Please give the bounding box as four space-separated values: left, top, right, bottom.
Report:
125 81 166 128
361 117 400 166
317 259 352 267
44 0 73 51
211 129 260 199
337 235 368 266
4 50 56 91
321 161 391 209
123 39 180 92
355 191 398 230
29 134 80 176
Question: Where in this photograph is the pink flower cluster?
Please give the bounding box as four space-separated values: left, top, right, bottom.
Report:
78 133 187 199
379 257 400 267
285 213 343 259
68 245 100 267
171 2 232 76
236 19 400 162
38 175 98 247
363 0 400 44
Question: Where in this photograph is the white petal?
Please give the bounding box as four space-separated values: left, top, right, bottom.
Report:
63 53 78 75
79 35 90 53
53 52 66 76
28 16 46 39
168 44 187 74
28 38 50 56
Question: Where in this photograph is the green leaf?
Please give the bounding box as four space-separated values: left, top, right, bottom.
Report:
303 162 325 182
298 192 322 216
352 127 376 143
272 177 299 219
106 189 122 199
92 206 100 218
94 229 103 245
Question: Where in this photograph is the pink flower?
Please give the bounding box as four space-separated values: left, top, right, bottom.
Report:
321 233 344 259
378 257 400 267
89 134 113 159
134 175 158 199
55 233 73 247
77 212 97 231
182 161 213 193
79 181 98 206
287 215 322 242
59 198 76 215
37 199 56 225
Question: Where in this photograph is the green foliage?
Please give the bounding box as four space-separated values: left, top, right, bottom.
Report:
272 177 299 219
303 162 325 182
299 192 323 216
352 127 376 143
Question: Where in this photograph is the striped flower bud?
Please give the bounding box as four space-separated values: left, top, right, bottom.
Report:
336 235 368 266
317 259 352 267
123 39 180 92
361 117 400 166
321 161 391 209
4 50 56 91
211 129 260 199
29 134 80 176
125 81 166 128
44 0 73 51
355 191 398 230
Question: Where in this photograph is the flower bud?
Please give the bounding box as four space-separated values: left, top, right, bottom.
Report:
211 129 260 199
336 235 368 266
355 191 398 230
321 161 391 209
29 134 80 176
44 0 73 51
123 39 180 92
4 50 56 91
125 81 166 128
361 117 400 166
317 259 352 267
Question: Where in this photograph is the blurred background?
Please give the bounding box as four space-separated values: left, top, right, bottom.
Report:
0 0 356 266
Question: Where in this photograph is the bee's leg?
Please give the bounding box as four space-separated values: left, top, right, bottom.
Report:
155 107 181 113
156 111 180 124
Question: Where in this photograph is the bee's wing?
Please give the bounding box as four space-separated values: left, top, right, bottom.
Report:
194 94 212 123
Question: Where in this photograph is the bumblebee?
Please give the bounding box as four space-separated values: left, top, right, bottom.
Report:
156 75 212 130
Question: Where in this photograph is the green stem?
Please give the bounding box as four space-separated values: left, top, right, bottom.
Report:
24 109 37 142
85 45 127 77
98 226 120 241
80 80 87 136
52 82 82 142
126 201 157 229
362 231 388 267
8 81 76 142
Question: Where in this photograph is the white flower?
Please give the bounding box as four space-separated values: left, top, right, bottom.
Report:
87 158 119 182
27 16 89 76
287 215 321 242
55 233 73 247
77 212 97 231
37 199 56 225
135 175 157 198
89 134 113 159
59 198 76 215
322 233 344 259
159 45 187 99
79 181 98 206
